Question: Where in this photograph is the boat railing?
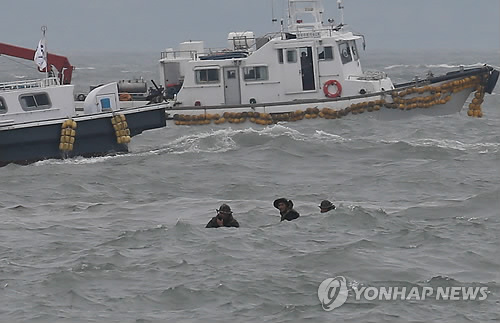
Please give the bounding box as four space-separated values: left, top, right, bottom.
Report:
204 47 236 55
160 25 353 62
271 26 350 40
161 47 249 61
161 50 199 60
0 77 60 92
263 31 282 39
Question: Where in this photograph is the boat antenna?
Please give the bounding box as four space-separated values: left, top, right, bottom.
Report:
287 0 291 25
271 0 278 23
337 0 344 25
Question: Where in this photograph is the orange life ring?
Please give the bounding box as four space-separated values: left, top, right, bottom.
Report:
323 80 342 98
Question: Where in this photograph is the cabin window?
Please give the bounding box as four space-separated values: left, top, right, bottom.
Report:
318 46 334 60
287 50 297 63
350 41 359 60
0 97 7 113
227 70 236 79
244 66 269 81
195 68 220 84
277 49 284 64
338 42 352 64
19 93 52 111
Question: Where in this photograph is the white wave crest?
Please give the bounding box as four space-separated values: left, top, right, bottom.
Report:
313 130 349 142
34 154 125 166
384 64 412 70
166 128 238 154
160 125 350 155
425 63 485 69
382 138 499 152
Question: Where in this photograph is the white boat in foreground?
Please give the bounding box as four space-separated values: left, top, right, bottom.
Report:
151 0 498 126
0 77 167 167
0 36 166 167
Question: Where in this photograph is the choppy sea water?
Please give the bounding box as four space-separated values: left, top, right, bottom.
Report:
1 50 499 322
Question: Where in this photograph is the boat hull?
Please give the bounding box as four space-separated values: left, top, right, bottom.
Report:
376 88 473 121
0 107 166 166
162 66 497 126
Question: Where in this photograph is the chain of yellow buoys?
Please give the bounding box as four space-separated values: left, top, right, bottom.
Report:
111 114 131 144
173 103 384 125
467 85 486 118
387 74 486 117
466 73 489 118
172 75 488 126
174 111 274 126
59 118 77 152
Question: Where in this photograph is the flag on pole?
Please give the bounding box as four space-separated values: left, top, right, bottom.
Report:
34 37 47 70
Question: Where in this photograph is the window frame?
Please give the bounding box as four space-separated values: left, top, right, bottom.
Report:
318 46 334 61
277 49 284 64
338 41 353 65
349 40 359 61
194 67 221 84
286 49 297 63
19 92 52 111
226 70 237 79
243 66 269 82
0 97 7 114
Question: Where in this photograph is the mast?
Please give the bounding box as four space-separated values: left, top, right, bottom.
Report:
287 0 324 32
42 26 48 79
337 0 344 25
34 25 49 79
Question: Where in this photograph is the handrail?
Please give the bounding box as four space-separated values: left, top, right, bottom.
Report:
0 77 59 91
160 50 199 60
160 47 243 60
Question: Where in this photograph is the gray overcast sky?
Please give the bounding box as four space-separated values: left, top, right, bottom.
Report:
1 0 499 53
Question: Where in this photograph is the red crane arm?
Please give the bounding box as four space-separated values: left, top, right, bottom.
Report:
0 42 74 84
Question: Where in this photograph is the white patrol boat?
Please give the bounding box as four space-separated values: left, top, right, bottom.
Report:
155 0 498 126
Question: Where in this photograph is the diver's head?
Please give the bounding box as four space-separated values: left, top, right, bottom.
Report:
216 204 233 219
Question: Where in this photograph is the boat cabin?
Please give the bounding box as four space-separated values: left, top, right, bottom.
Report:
159 0 394 107
0 78 76 126
0 77 123 128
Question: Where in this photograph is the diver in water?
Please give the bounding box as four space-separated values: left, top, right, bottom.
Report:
206 204 240 228
273 198 300 222
319 200 336 213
